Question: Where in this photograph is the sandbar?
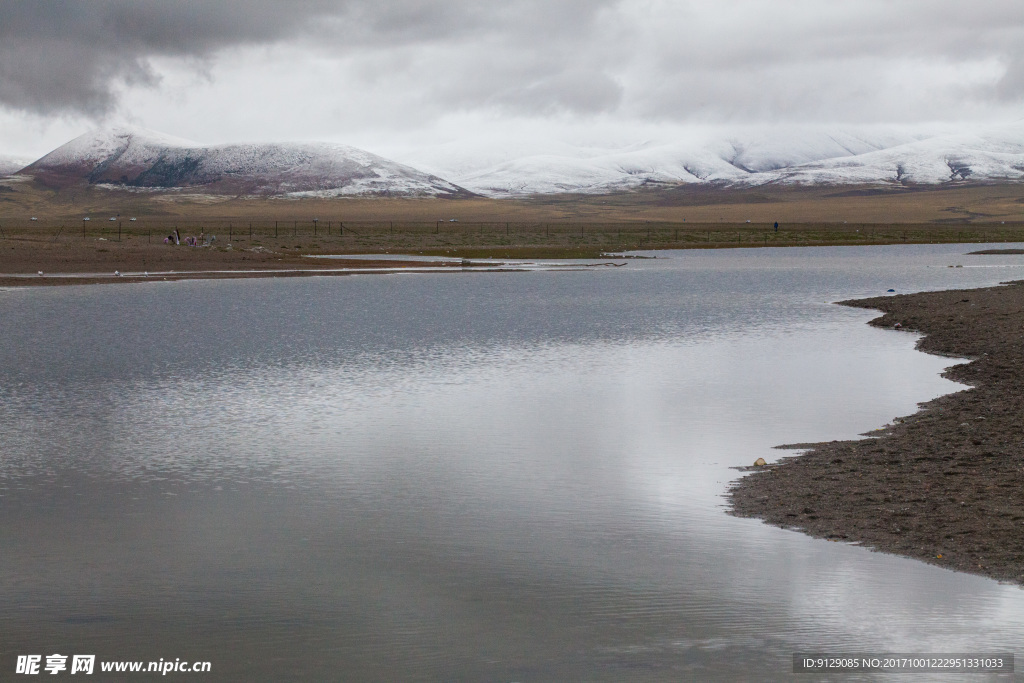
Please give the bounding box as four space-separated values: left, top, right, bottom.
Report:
731 281 1024 584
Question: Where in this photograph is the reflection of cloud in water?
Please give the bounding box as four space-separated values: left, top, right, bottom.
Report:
3 243 1024 678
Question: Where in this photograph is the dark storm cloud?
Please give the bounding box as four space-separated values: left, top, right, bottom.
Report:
2 0 1023 123
0 0 618 116
0 1 346 114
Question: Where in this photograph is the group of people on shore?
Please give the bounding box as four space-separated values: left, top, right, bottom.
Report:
164 229 213 246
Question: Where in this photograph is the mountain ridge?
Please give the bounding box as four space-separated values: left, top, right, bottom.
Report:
404 123 1024 196
20 126 475 198
15 122 1024 198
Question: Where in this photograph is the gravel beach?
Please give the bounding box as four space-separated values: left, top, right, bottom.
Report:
731 280 1024 585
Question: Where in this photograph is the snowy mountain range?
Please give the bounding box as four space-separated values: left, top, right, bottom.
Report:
398 122 1024 196
19 127 472 198
14 122 1024 198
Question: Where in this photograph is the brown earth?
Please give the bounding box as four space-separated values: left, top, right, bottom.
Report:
7 172 1024 225
730 280 1024 585
6 175 1024 260
0 233 499 287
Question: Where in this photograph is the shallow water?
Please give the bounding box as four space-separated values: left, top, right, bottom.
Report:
1 244 1023 680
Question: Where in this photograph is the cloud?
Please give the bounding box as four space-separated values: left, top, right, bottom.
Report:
1 0 1023 134
996 52 1024 101
0 0 619 117
610 0 1021 122
0 1 341 115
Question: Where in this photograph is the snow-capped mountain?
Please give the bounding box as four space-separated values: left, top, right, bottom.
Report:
20 127 474 198
17 122 1024 199
774 123 1024 185
396 123 1024 196
0 155 31 176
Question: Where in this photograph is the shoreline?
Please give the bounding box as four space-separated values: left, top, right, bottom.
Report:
0 263 531 288
0 259 631 288
730 280 1024 585
4 235 1023 289
0 236 635 287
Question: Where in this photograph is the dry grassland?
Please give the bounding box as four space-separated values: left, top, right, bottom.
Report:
3 179 1024 263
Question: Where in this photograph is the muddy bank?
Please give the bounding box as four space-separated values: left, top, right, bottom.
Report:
730 281 1024 585
0 236 513 286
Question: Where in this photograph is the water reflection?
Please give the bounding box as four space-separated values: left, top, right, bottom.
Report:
1 244 1023 680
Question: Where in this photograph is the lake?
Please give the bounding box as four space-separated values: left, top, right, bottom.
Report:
1 244 1023 680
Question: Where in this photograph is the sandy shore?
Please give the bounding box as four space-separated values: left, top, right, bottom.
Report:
730 280 1024 584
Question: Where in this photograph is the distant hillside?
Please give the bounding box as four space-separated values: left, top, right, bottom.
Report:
0 155 31 176
20 127 475 198
398 123 1024 197
18 122 1024 200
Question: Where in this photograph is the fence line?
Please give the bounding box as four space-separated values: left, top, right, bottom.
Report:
4 220 1022 248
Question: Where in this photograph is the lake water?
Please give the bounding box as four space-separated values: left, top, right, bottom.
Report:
1 244 1023 681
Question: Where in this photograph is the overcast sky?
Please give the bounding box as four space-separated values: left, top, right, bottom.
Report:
1 0 1023 158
